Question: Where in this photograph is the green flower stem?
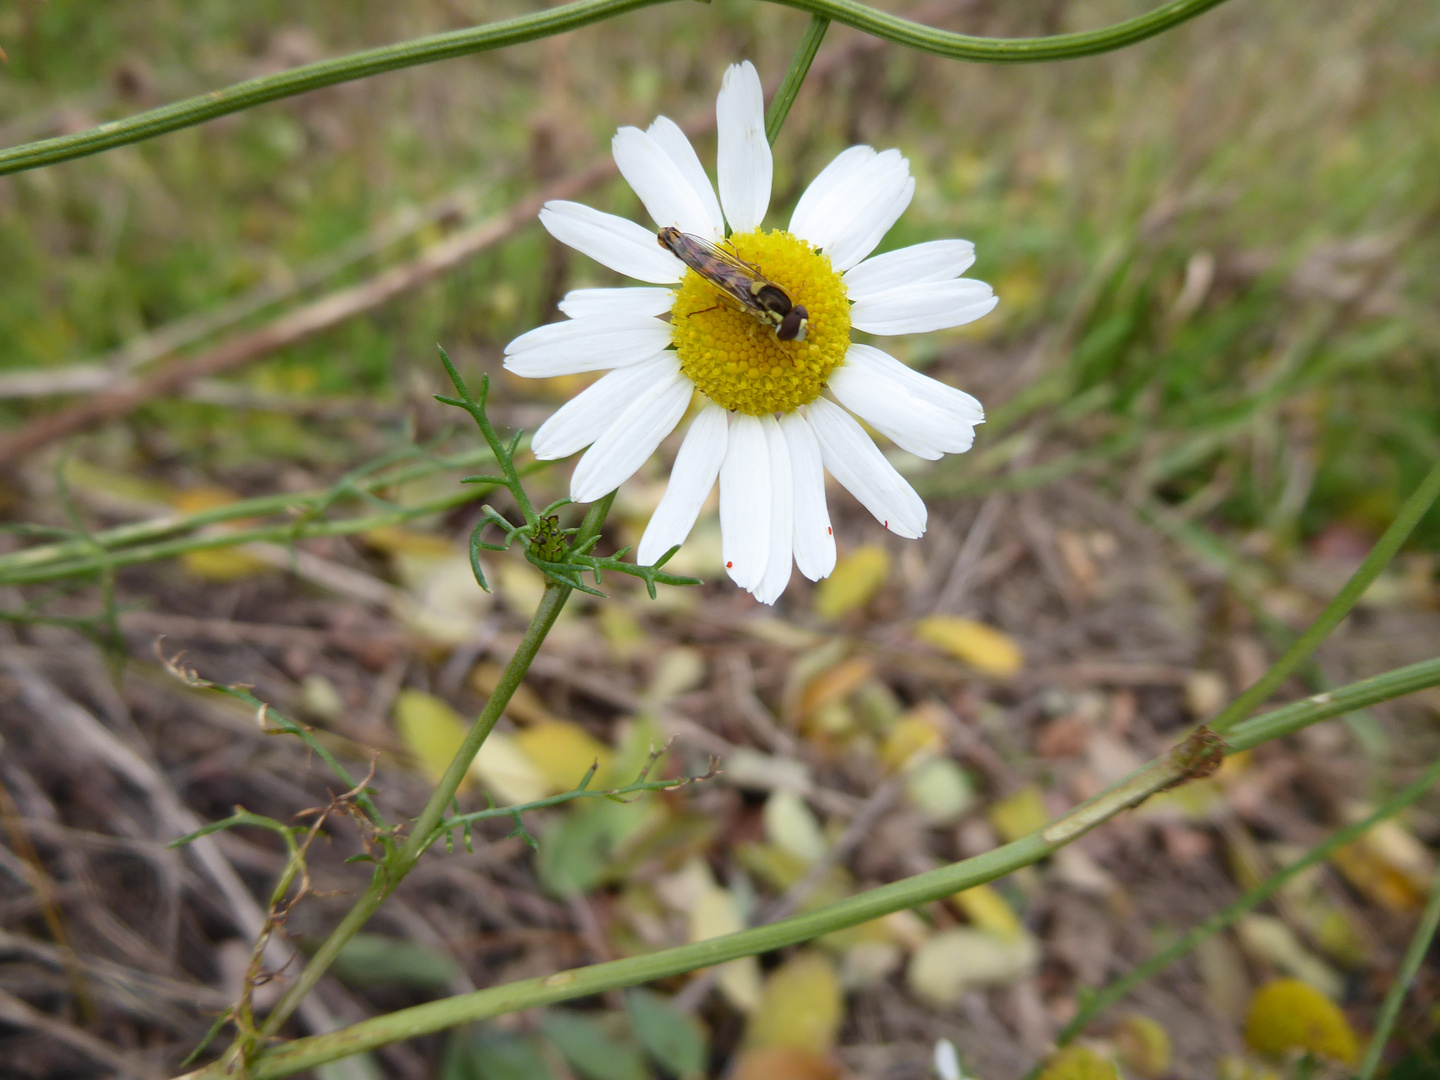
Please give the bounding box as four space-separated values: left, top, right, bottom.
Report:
254 492 614 1044
203 657 1440 1080
1358 859 1440 1079
1207 460 1440 736
766 14 830 145
0 447 496 575
1057 749 1440 1047
1 0 1232 177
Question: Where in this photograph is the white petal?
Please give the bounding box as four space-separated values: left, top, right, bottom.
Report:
570 369 693 503
829 345 981 459
753 416 794 605
789 147 913 269
539 201 683 284
559 287 675 320
647 116 724 240
531 353 680 461
503 317 673 377
789 145 876 245
842 239 977 299
850 280 998 335
613 126 721 239
780 413 835 581
716 61 771 234
719 413 771 591
807 397 927 539
825 167 914 272
636 403 728 565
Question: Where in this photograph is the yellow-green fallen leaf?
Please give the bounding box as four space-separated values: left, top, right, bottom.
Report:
906 928 1038 1005
989 786 1049 843
913 616 1023 676
1244 978 1359 1064
469 730 550 805
173 487 269 581
745 951 843 1054
1036 1047 1118 1080
814 545 890 620
1236 915 1343 1001
880 708 945 771
950 884 1023 940
908 757 976 825
799 657 874 722
394 689 469 788
763 789 827 863
1114 1014 1171 1080
513 720 612 794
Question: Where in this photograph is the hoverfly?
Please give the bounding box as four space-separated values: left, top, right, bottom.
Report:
658 226 809 342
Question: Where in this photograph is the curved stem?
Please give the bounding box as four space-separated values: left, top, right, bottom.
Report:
766 14 830 145
1 0 1233 176
256 494 612 1043
189 655 1440 1080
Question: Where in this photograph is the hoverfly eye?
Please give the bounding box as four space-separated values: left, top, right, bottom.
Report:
777 306 809 342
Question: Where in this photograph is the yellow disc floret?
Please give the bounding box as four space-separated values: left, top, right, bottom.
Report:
670 228 849 416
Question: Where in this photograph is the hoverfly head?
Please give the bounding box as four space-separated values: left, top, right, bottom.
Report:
776 305 809 343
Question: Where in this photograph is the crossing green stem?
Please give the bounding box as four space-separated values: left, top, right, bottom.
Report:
2 0 1233 176
185 655 1440 1080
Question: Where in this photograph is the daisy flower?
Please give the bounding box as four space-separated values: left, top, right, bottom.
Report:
504 61 997 604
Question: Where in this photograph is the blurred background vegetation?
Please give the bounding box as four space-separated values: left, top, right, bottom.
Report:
2 0 1439 1078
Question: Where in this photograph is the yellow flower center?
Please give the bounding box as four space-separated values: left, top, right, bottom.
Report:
669 228 849 416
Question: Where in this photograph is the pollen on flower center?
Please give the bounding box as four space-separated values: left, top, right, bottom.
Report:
669 229 849 416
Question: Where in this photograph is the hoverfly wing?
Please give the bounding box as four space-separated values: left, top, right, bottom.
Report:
657 228 800 334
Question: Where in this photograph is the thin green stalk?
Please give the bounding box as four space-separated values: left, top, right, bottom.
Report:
191 657 1440 1080
0 446 499 576
1357 860 1440 1078
766 14 830 144
0 484 492 588
255 492 614 1043
1207 460 1440 735
1 0 1233 176
1058 752 1440 1046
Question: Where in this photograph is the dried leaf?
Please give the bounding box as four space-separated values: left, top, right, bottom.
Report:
949 884 1023 940
1036 1047 1119 1080
814 545 891 620
906 928 1039 1005
469 729 550 805
913 616 1023 676
763 789 827 863
1236 915 1343 1001
1114 1015 1172 1080
394 689 471 789
799 657 875 722
732 1047 839 1080
907 757 976 825
173 487 269 581
989 786 1050 843
880 709 945 772
514 720 613 794
1244 978 1359 1064
745 951 843 1054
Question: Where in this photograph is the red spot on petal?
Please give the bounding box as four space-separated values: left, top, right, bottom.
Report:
883 520 890 530
726 561 733 569
827 526 833 535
